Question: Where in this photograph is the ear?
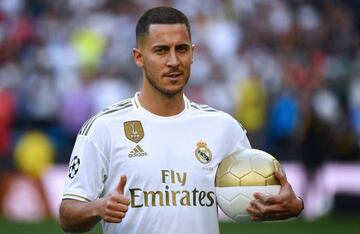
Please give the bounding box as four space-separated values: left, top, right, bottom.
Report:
132 48 144 68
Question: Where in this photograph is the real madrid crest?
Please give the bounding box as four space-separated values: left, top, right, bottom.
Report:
124 121 144 143
195 140 212 164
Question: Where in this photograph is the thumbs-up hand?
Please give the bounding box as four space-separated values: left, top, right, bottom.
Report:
100 175 130 223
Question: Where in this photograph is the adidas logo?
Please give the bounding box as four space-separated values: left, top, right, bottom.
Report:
128 145 148 157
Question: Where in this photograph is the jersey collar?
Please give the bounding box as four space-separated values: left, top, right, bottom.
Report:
132 92 190 110
132 92 190 120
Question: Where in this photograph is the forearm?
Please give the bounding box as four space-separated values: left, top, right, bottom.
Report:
59 199 104 233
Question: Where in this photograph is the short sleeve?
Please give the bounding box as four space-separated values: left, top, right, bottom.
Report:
62 135 108 202
225 113 252 155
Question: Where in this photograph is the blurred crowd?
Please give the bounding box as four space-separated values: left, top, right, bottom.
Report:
0 0 360 178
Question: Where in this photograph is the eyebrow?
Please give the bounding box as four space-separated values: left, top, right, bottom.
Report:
152 45 169 50
175 44 191 49
152 43 191 50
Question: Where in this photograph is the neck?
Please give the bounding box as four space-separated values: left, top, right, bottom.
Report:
138 89 185 116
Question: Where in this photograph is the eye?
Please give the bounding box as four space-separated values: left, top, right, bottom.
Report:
154 47 167 55
176 45 190 53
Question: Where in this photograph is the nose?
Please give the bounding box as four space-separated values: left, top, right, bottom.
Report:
166 50 179 67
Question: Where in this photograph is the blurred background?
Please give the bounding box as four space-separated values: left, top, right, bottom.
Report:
0 0 360 233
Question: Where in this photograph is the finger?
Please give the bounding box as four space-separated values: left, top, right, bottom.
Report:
246 206 262 217
248 206 281 221
249 199 267 214
117 175 127 194
274 170 287 186
103 215 124 223
110 195 130 205
107 202 129 212
251 216 262 221
253 193 280 204
247 205 272 221
105 210 126 220
253 192 267 202
249 198 284 215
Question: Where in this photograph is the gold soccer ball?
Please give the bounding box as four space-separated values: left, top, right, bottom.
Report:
215 149 284 222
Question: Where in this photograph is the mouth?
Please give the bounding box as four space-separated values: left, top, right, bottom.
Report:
164 72 183 81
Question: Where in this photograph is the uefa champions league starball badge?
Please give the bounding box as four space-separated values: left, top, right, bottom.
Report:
68 155 80 179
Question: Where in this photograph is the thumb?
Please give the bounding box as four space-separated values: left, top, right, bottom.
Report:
274 170 287 186
116 175 127 194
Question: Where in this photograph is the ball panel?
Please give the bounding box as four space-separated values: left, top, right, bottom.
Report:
216 155 235 177
264 185 281 195
216 172 241 187
229 158 252 179
233 214 251 222
217 195 238 219
240 171 266 186
216 188 251 219
251 154 276 178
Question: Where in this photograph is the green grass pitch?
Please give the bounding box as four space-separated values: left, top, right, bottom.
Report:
0 215 359 234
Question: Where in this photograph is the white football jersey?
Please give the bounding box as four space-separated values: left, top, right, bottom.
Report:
63 93 251 234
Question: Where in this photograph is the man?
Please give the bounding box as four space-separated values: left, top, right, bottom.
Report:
59 6 303 234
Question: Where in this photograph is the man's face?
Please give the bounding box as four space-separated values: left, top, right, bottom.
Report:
133 24 194 97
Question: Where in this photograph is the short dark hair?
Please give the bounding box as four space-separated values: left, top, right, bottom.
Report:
135 6 191 46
